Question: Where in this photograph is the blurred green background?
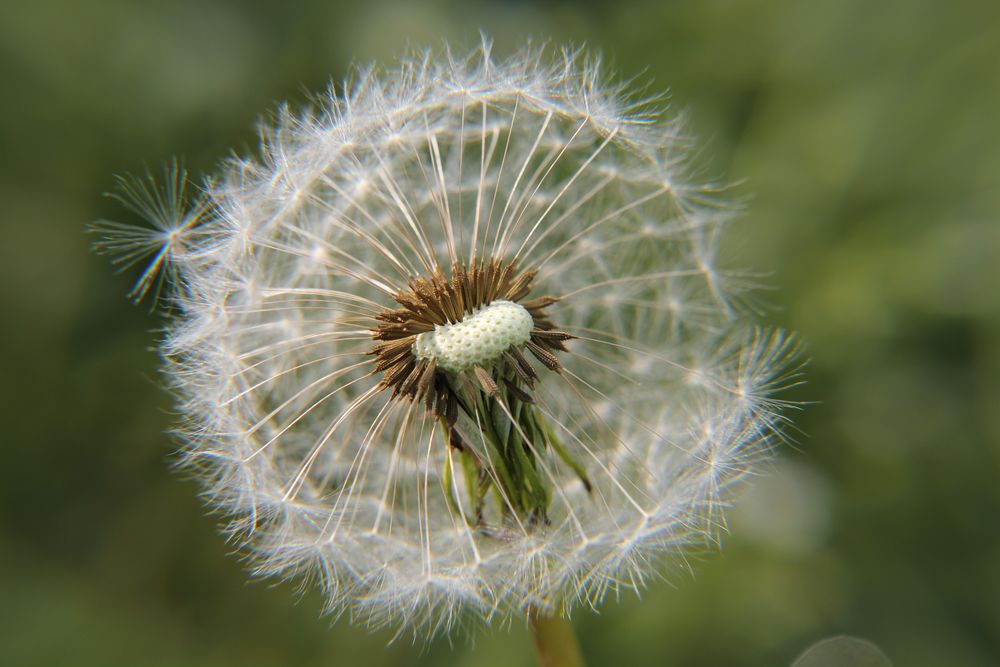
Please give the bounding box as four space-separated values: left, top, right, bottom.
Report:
1 0 998 665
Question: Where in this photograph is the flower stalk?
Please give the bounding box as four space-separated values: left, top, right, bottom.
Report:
529 610 586 667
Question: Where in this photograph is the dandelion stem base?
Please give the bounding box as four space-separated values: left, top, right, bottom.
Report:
529 610 585 667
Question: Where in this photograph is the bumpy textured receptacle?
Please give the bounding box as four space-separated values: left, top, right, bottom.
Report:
414 300 534 373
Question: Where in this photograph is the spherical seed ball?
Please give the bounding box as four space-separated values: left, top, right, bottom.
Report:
95 39 798 636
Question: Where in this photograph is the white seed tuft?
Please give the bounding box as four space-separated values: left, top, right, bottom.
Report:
95 38 800 638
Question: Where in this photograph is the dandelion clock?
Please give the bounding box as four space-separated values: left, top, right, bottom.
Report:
94 40 798 666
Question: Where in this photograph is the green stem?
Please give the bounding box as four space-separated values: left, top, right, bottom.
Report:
529 610 585 667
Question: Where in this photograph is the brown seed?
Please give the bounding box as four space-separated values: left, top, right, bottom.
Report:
368 257 568 414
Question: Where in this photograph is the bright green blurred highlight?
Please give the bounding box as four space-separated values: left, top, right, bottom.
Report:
792 636 893 667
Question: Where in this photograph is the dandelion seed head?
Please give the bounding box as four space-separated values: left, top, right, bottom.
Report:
96 38 799 636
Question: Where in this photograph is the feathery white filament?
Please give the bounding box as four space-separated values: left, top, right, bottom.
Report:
96 39 799 637
413 300 533 373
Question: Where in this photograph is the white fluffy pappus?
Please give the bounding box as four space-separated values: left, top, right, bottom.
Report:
94 39 800 637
